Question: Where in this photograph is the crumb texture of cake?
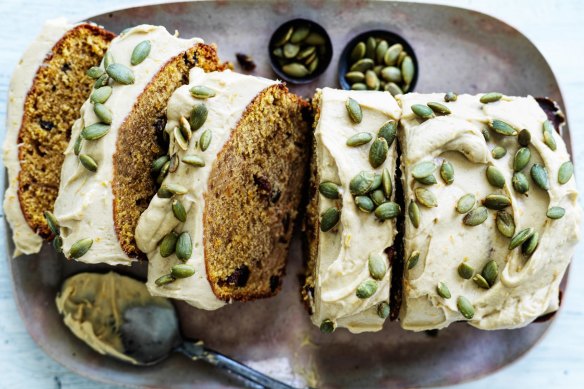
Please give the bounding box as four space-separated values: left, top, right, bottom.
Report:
136 68 309 309
53 25 226 265
2 18 114 256
398 93 581 331
306 88 401 333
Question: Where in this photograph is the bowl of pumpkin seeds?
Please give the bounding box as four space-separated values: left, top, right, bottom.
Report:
269 18 333 84
339 30 418 95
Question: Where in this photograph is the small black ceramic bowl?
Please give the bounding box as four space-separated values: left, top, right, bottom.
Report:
269 18 333 85
338 30 418 93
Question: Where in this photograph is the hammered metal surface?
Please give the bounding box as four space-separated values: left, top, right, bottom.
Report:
7 1 569 388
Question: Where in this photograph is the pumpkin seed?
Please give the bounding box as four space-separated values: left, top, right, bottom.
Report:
86 66 104 79
444 92 458 102
190 85 216 99
371 173 382 191
411 161 436 179
547 206 565 219
513 147 531 172
350 42 366 63
130 40 151 65
463 206 488 226
543 119 554 134
486 165 506 188
94 73 109 88
161 183 188 195
558 161 574 184
407 251 420 270
374 202 401 220
509 227 535 250
79 154 98 172
416 174 437 185
53 235 63 253
356 279 378 299
320 319 335 334
491 146 507 159
168 154 180 174
345 71 365 83
408 200 421 228
531 164 549 190
482 128 491 142
522 231 539 256
73 135 82 156
172 199 187 222
483 194 511 210
489 119 517 136
377 302 390 319
457 296 475 319
320 207 340 232
290 24 310 43
283 43 300 58
428 102 451 115
171 263 195 278
346 97 363 123
152 155 170 174
415 188 438 208
155 274 175 286
378 120 397 147
382 168 392 198
346 132 372 147
365 37 376 59
182 155 206 167
104 51 114 68
90 86 112 103
369 253 387 280
308 58 320 74
369 137 388 168
456 194 476 214
93 103 112 124
190 104 208 131
282 62 309 78
482 260 498 286
318 181 340 199
106 63 135 85
380 66 402 83
297 46 316 61
436 282 452 299
480 92 503 104
473 274 490 289
199 129 212 152
385 82 403 96
384 43 402 65
458 263 474 279
174 126 188 151
157 185 173 199
496 211 515 238
176 232 192 261
542 120 557 150
355 196 375 213
512 172 529 194
159 231 178 257
365 70 380 90
44 211 60 236
411 104 433 120
440 160 454 184
351 83 367 91
370 190 386 207
273 26 293 46
305 32 325 45
518 129 531 146
350 58 374 73
272 48 283 58
81 123 110 140
350 171 375 195
375 40 388 63
69 238 93 258
401 55 414 86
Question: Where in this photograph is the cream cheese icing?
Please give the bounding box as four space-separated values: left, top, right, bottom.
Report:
311 88 402 333
398 93 581 331
135 68 277 310
53 25 203 266
3 18 73 256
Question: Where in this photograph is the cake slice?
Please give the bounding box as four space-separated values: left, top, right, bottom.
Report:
398 93 581 330
135 68 310 309
303 88 402 333
3 18 114 256
53 25 228 265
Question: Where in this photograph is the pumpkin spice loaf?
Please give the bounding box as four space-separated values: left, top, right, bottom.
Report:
135 69 310 309
3 18 114 256
53 25 229 265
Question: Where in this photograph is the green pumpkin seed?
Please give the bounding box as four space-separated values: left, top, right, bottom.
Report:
385 82 403 96
130 40 151 65
483 194 511 210
273 26 293 46
530 164 549 190
382 168 392 198
513 147 531 172
157 185 172 199
168 154 179 174
518 129 531 146
365 70 380 90
377 302 390 319
159 231 178 257
456 194 476 214
428 102 451 115
350 171 375 195
152 155 170 174
408 200 421 228
350 58 375 73
320 207 340 232
290 24 310 43
411 104 433 120
416 174 437 185
440 160 454 184
415 188 438 208
401 55 414 86
457 296 475 319
94 73 109 89
79 154 98 172
171 263 195 279
103 51 114 68
486 165 506 188
458 263 474 279
512 172 529 194
378 120 397 147
491 146 507 159
161 183 188 195
282 62 309 78
179 115 192 139
350 42 366 63
69 238 93 259
90 86 112 104
53 235 63 253
199 129 212 152
308 57 319 75
543 119 554 134
547 206 565 219
174 126 188 151
369 137 388 168
356 279 378 299
522 231 539 256
355 196 375 213
384 43 402 65
318 181 340 199
272 48 283 58
542 121 557 151
463 206 488 226
509 227 535 250
380 66 402 83
74 135 82 156
489 119 517 136
444 92 458 102
305 32 325 45
155 274 176 286
472 274 490 289
106 63 135 85
345 71 365 83
297 46 316 60
374 202 401 220
365 36 376 58
283 43 300 58
496 211 515 238
320 319 335 333
370 190 386 207
81 123 110 140
482 260 498 286
86 66 104 79
375 40 388 63
182 155 205 167
436 282 452 299
172 199 187 222
44 211 60 236
351 83 367 91
371 173 382 192
369 253 387 280
190 85 217 99
176 232 192 261
407 251 420 270
190 104 208 131
346 97 363 123
346 132 372 147
411 161 436 179
93 103 112 125
480 92 503 103
558 161 574 184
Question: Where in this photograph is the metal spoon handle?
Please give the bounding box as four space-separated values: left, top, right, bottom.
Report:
177 341 295 389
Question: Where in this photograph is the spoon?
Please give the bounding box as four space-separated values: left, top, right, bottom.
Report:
119 304 294 389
